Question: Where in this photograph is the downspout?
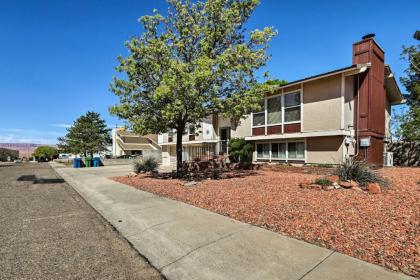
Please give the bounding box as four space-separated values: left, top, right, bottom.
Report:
353 64 370 159
354 73 360 158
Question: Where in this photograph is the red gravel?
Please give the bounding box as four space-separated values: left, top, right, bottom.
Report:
112 167 420 277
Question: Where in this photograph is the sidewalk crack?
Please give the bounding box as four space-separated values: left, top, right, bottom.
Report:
299 251 335 280
159 225 252 271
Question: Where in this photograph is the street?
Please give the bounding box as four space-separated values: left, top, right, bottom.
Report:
0 163 161 279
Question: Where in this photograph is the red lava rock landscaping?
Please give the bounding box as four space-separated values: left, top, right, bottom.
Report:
112 167 420 277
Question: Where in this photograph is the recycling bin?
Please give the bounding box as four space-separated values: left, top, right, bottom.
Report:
85 157 92 168
93 157 100 167
73 158 81 168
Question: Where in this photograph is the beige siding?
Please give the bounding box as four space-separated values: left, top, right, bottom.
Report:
306 136 343 164
385 97 391 138
302 74 341 131
232 116 252 138
344 75 355 129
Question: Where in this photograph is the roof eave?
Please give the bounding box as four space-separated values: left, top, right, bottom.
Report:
272 63 371 91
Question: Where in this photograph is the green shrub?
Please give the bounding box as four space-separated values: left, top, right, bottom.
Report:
315 178 333 186
335 160 388 187
133 160 145 174
228 138 253 163
133 156 159 173
143 156 159 172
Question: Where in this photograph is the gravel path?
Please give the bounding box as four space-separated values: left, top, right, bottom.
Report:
113 167 420 278
0 163 162 279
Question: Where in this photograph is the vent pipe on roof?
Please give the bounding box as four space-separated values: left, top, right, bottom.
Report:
362 33 375 40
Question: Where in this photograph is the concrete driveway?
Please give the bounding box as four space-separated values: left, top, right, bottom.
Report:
0 163 162 279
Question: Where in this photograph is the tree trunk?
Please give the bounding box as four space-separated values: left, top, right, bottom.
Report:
176 131 184 177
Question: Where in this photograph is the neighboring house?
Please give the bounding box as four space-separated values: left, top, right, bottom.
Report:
158 115 251 165
111 128 161 158
159 35 404 166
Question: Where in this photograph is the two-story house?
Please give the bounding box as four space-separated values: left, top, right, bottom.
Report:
112 128 161 158
158 35 404 166
158 115 252 166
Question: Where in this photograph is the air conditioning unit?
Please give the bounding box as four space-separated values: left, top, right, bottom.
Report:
383 152 393 167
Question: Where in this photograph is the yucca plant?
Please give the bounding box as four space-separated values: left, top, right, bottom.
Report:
335 159 388 187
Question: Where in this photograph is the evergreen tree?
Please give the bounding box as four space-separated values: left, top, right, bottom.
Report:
58 112 111 157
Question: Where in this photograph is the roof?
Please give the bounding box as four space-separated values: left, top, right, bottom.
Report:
384 65 405 105
272 64 363 90
116 139 157 151
116 130 158 143
270 63 404 105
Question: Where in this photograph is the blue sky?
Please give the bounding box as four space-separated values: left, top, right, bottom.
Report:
0 0 418 144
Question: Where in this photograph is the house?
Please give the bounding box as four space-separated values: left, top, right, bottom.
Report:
159 35 404 166
158 115 251 166
111 128 161 158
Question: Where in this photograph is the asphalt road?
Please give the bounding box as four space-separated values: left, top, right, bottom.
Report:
0 163 162 280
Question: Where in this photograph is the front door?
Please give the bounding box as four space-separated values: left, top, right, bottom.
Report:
219 127 231 154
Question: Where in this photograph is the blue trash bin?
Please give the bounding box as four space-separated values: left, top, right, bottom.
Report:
73 158 81 168
93 157 100 167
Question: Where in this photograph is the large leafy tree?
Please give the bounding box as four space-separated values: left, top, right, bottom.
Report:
32 146 59 161
58 112 111 157
110 0 276 174
396 31 420 141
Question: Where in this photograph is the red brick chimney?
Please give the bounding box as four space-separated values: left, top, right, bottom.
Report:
352 35 386 165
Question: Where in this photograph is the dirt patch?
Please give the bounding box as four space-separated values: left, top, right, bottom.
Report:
112 167 420 277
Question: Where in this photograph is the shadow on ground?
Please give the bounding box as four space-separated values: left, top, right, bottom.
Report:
17 175 65 184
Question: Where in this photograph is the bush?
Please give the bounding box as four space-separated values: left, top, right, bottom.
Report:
133 156 159 174
228 138 253 163
335 160 388 187
315 178 333 186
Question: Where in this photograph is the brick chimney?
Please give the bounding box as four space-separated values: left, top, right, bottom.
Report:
352 35 386 165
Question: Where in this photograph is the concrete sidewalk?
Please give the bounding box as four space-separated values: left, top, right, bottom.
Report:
52 164 415 280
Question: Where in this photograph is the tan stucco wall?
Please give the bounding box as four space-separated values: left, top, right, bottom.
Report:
302 74 342 132
306 136 343 164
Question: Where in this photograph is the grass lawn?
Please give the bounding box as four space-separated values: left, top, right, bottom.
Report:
112 167 420 277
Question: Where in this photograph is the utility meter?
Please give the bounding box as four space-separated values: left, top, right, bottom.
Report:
360 137 371 147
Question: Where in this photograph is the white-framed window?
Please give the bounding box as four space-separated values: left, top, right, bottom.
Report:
271 142 286 159
288 142 305 159
267 95 282 125
255 140 305 162
252 100 265 127
251 90 301 128
256 143 270 159
284 92 301 123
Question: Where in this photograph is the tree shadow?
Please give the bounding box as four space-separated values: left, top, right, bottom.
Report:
17 175 65 184
149 169 260 182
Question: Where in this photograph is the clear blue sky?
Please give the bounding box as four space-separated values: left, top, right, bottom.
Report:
0 0 418 144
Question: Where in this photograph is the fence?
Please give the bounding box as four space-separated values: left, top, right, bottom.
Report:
388 141 420 166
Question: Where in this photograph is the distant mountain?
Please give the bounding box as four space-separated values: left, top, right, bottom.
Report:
0 143 53 158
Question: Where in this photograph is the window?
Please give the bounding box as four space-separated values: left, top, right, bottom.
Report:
284 92 301 122
267 96 282 124
288 142 304 159
257 143 270 159
168 131 174 142
252 100 265 126
271 143 286 159
188 125 195 135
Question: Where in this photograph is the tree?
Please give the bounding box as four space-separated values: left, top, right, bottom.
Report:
227 138 253 163
32 146 59 161
58 112 111 157
110 0 276 175
396 30 420 141
0 148 19 162
264 79 288 87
